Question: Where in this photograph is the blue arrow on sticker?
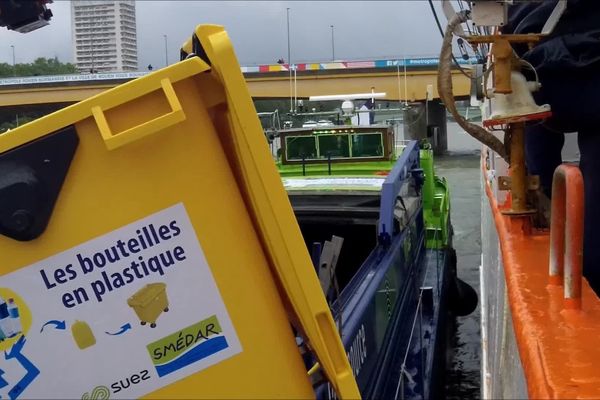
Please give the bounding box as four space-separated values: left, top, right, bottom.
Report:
105 323 132 336
40 320 66 332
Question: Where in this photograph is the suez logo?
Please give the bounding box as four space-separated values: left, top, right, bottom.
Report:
82 370 151 399
110 370 151 394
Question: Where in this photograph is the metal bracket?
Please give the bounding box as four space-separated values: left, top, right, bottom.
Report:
498 175 540 191
471 1 507 27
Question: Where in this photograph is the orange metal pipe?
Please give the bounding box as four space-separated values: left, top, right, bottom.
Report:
548 164 584 310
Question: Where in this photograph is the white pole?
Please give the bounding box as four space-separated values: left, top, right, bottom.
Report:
163 35 168 67
287 8 293 113
10 45 15 76
330 25 335 61
403 56 408 106
397 62 402 103
294 65 297 112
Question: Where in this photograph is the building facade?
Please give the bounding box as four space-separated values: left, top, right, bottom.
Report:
71 0 138 73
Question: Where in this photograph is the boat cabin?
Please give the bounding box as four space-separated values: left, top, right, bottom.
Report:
279 125 395 165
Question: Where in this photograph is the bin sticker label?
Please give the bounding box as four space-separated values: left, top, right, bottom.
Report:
0 203 242 399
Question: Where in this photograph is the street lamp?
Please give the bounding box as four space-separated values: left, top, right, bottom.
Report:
163 34 168 67
330 25 335 61
90 6 96 73
286 7 292 112
10 45 15 76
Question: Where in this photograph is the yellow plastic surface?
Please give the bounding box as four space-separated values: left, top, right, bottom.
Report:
180 38 193 59
92 78 186 150
193 25 360 399
0 25 359 399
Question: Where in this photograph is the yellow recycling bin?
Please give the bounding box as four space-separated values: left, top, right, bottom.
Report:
0 25 359 399
127 283 169 328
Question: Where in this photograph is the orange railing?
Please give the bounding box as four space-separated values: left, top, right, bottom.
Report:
548 164 585 310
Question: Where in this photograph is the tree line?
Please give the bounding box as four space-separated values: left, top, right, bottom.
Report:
0 57 76 132
0 57 76 78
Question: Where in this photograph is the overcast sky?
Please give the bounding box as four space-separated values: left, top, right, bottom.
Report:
0 1 451 69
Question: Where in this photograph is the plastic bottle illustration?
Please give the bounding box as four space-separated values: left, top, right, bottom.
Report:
7 298 22 335
71 320 96 350
0 296 15 338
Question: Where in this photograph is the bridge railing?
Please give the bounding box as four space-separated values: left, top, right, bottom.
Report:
0 56 477 87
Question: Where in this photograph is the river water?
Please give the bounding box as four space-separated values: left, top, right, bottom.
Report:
428 123 482 398
393 122 483 398
437 155 482 399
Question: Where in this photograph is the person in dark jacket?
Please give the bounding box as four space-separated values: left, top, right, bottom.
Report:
505 0 600 294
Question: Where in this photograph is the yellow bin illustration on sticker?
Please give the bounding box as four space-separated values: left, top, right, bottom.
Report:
127 283 169 328
72 320 96 350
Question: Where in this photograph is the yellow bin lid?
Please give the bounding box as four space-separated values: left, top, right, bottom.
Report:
127 283 166 308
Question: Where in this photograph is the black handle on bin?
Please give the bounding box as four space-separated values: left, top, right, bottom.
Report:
0 126 78 241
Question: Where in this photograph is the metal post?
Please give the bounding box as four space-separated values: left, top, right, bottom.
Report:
90 5 95 73
10 45 15 76
396 62 401 100
403 56 408 106
509 122 527 212
293 65 297 112
500 122 536 216
330 25 335 61
287 8 292 113
302 154 306 176
548 164 584 310
163 35 168 67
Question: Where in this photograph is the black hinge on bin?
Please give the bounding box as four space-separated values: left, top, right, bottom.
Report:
0 125 78 241
180 47 189 62
191 33 212 66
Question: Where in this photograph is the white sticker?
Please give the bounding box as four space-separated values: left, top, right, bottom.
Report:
283 177 385 189
0 203 241 399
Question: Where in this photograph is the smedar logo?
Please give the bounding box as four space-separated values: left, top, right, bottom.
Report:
146 315 230 377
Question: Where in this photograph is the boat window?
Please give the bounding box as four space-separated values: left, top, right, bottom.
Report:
318 134 350 158
351 132 384 158
285 131 386 161
286 136 317 160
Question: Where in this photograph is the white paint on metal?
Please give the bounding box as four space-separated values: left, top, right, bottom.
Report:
309 93 387 101
480 260 491 400
480 150 528 399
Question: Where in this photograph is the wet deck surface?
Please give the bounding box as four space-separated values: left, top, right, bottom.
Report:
436 155 482 399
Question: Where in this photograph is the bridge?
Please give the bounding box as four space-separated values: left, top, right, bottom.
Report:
0 57 473 107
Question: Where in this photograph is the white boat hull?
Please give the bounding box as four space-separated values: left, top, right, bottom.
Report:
479 149 527 399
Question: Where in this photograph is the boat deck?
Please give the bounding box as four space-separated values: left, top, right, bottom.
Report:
485 166 600 399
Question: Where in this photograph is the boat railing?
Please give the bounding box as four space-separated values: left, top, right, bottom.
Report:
379 140 420 244
394 227 443 400
548 164 585 310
